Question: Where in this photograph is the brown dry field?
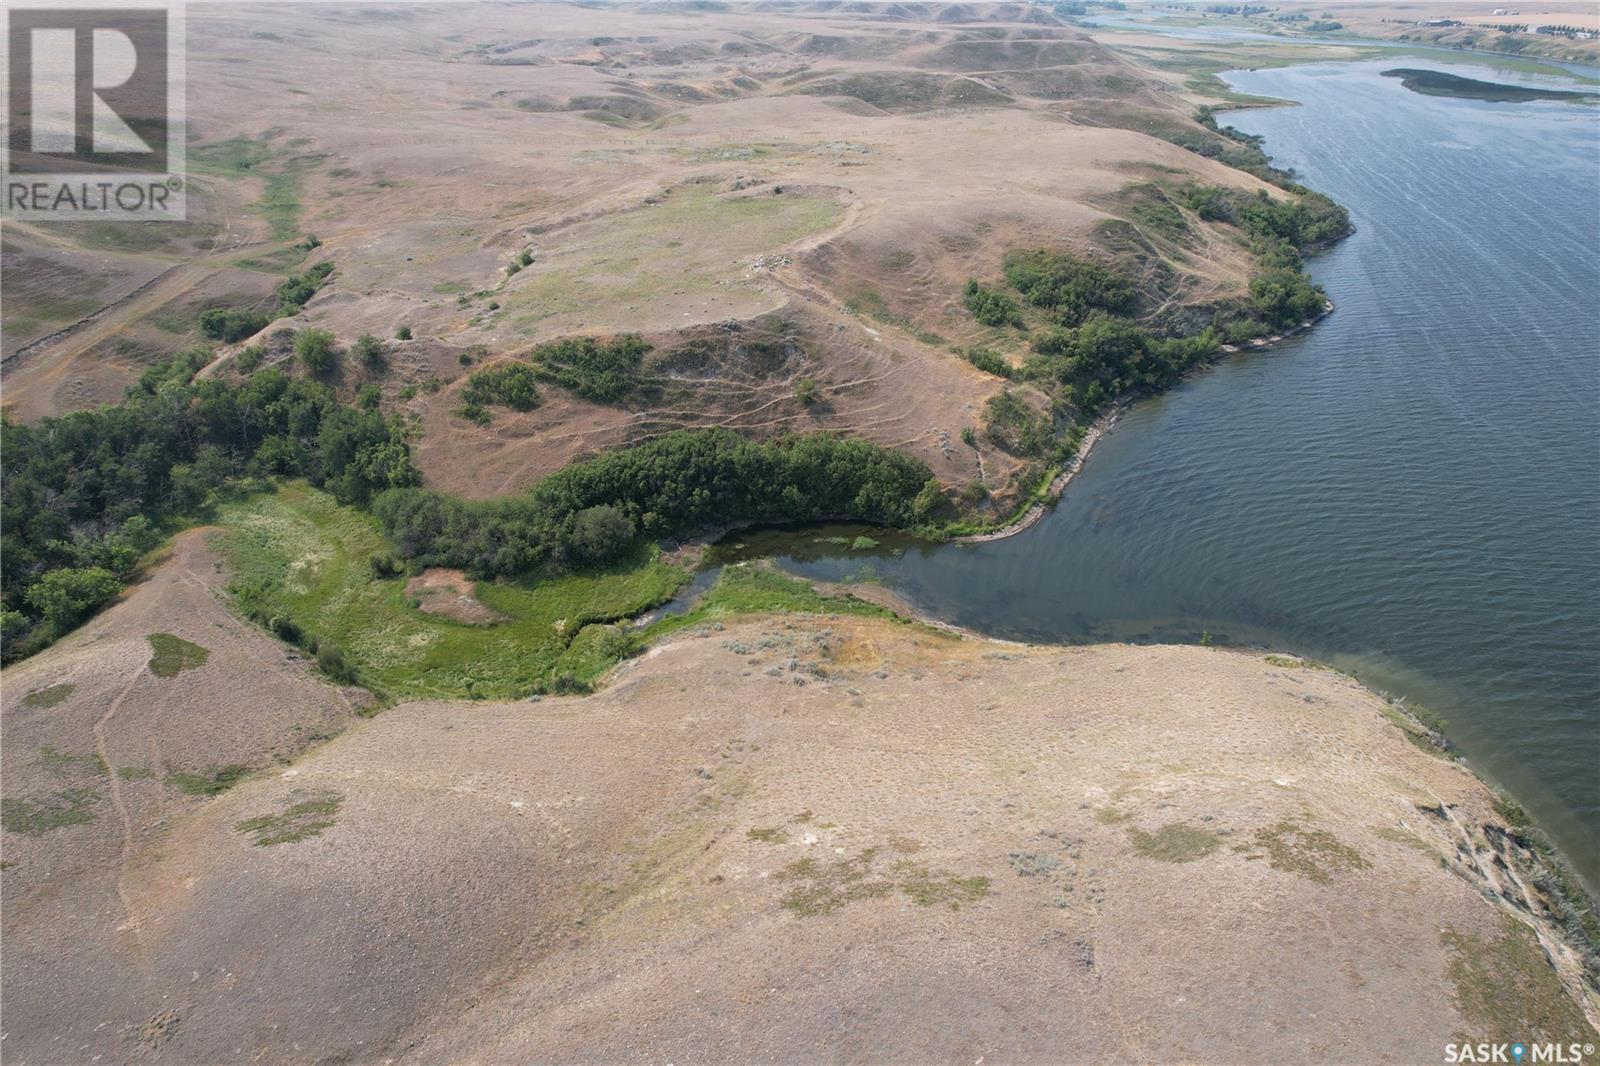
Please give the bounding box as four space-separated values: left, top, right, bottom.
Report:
3 0 1282 508
1267 0 1600 60
3 539 1598 1062
7 5 1599 1061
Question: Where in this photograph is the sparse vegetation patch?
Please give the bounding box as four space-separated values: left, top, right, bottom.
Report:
778 844 988 916
1 789 99 835
235 791 343 846
1442 915 1599 1044
1129 822 1222 863
21 683 74 709
167 765 251 797
1234 819 1368 883
147 633 210 678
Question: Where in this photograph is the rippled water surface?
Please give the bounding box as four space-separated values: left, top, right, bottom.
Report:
742 59 1600 886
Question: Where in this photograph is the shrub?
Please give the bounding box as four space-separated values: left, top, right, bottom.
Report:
1250 269 1325 328
269 615 303 645
462 362 541 412
372 428 932 578
23 567 121 630
566 504 635 564
198 307 270 343
294 328 338 375
1003 250 1137 326
982 389 1052 458
527 334 652 405
357 383 381 410
235 345 264 373
961 347 1013 378
963 280 1022 328
368 552 405 579
395 325 412 340
276 262 334 313
316 641 357 684
795 378 819 406
352 333 386 370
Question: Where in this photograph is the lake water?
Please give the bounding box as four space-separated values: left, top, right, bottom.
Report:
724 58 1600 888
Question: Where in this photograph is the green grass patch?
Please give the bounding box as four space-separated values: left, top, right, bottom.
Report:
503 186 842 331
38 746 105 776
216 483 687 699
1233 819 1368 883
1442 915 1599 1044
1 789 99 835
166 765 251 797
21 683 74 709
235 791 343 846
147 633 210 677
778 846 988 916
1129 822 1221 863
260 172 302 240
646 564 894 644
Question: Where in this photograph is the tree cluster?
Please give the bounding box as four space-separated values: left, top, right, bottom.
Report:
1 356 417 660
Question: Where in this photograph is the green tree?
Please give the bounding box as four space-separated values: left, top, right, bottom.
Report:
24 568 122 630
352 333 386 371
295 329 338 376
566 504 635 564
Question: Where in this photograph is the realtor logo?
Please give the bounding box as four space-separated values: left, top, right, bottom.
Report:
4 1 185 220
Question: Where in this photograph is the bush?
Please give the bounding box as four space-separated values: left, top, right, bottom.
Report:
462 362 541 412
372 428 932 578
963 280 1022 328
368 552 405 579
294 328 338 375
982 390 1052 458
276 262 334 313
352 333 386 370
527 334 652 405
199 307 270 343
357 383 381 410
961 347 1013 378
316 641 357 684
236 345 264 373
1250 269 1325 328
795 378 819 406
1 354 420 659
23 567 121 630
1003 250 1137 326
395 325 412 340
566 504 635 564
269 614 303 645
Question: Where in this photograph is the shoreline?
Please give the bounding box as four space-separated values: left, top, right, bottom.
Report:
956 298 1336 546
